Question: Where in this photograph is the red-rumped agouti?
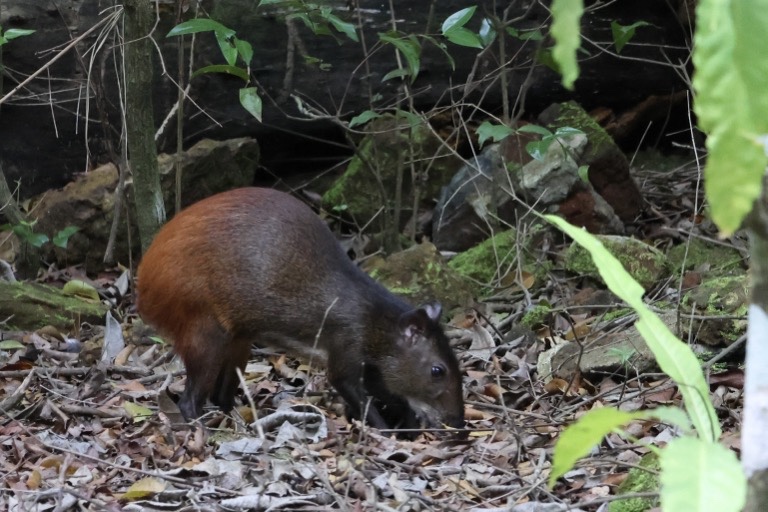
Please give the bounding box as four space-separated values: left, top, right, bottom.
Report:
136 187 465 430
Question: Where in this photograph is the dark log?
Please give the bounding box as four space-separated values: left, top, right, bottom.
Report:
0 0 691 198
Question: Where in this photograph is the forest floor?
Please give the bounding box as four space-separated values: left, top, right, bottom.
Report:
0 152 745 511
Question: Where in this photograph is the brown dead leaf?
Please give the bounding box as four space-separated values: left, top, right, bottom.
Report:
483 383 505 400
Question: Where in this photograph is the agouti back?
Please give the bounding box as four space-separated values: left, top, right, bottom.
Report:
136 187 465 430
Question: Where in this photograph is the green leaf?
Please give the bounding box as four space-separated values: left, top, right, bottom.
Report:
508 27 544 41
379 33 421 83
192 64 249 81
526 139 553 161
477 121 514 146
382 68 411 82
692 0 768 235
577 165 590 182
235 39 254 67
62 279 100 301
53 226 79 249
610 20 650 53
535 47 559 72
660 438 746 512
16 228 48 248
550 407 640 486
124 401 153 422
518 124 553 137
4 28 35 41
444 27 484 49
323 11 359 42
550 0 584 89
349 110 381 128
239 87 262 121
0 339 24 350
554 126 585 137
479 18 496 46
167 19 234 38
215 32 238 66
441 6 477 33
545 215 721 442
394 109 423 128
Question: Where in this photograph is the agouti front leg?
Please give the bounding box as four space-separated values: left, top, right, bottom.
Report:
176 320 231 420
327 360 389 429
210 337 252 412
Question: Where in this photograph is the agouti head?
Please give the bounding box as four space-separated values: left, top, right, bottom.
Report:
371 303 464 429
136 187 465 431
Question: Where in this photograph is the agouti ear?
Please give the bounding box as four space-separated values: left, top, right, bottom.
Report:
398 303 441 344
422 302 442 322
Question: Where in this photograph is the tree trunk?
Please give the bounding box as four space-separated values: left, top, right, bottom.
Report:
124 0 165 251
743 176 768 511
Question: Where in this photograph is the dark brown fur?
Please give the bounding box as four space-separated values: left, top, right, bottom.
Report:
136 188 464 429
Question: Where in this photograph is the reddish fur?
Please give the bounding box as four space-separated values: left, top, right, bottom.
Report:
136 188 465 428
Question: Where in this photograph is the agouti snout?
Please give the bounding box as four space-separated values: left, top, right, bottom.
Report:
136 187 465 431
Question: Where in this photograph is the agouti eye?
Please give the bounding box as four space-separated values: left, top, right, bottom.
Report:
431 365 445 378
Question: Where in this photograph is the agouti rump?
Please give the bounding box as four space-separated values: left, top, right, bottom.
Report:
136 187 465 430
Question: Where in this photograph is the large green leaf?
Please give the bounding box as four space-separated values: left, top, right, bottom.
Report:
550 0 583 90
166 19 234 38
546 215 720 442
692 1 768 235
661 437 746 512
550 408 640 486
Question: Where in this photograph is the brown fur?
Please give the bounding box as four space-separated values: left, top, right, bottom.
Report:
136 188 464 429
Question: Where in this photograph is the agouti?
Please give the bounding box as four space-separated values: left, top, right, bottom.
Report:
136 187 465 430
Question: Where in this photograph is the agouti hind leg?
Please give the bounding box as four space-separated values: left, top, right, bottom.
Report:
210 337 252 413
177 319 231 420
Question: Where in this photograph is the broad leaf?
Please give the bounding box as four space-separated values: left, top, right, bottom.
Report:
349 110 381 128
611 20 650 53
550 0 584 89
477 121 514 146
167 19 234 38
550 407 641 486
661 438 746 512
441 6 477 33
323 10 359 42
240 87 262 121
444 27 483 49
192 64 249 81
692 0 768 235
379 33 421 83
546 215 720 442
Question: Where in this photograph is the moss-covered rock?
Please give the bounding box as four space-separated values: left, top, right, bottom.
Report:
0 281 109 331
608 452 660 512
365 241 474 310
447 227 550 293
563 235 667 291
668 237 745 275
682 275 748 345
538 101 643 223
323 114 461 231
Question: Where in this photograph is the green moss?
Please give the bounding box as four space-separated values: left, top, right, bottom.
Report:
602 308 633 322
547 101 613 160
668 238 744 275
564 236 667 290
608 452 660 512
520 304 551 329
448 229 519 284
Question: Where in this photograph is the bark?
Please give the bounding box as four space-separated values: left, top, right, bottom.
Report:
743 176 768 511
123 0 165 252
